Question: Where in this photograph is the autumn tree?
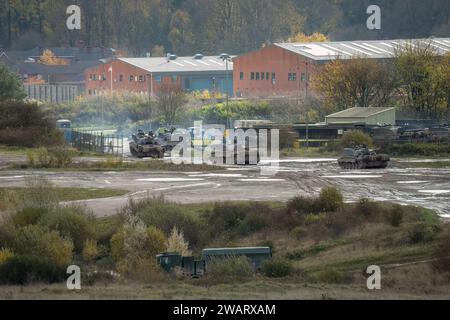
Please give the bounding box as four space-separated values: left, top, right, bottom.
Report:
394 41 449 118
312 57 398 111
287 32 328 43
157 84 187 125
0 64 26 102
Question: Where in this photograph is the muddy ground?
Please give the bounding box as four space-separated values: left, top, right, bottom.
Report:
0 155 449 219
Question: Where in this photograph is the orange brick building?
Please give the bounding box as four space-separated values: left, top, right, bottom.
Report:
233 38 450 99
85 55 233 97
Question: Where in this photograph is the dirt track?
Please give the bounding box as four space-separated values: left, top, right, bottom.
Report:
0 157 449 218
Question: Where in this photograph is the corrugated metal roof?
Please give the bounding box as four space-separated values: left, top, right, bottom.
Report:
326 107 395 118
326 107 395 119
275 38 450 61
119 56 234 74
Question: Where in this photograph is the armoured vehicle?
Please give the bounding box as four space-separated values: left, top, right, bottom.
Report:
338 146 390 169
156 247 272 278
129 131 165 159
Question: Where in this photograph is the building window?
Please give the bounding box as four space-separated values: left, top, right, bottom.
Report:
88 89 92 95
240 72 244 80
301 73 306 81
172 75 178 82
155 75 162 83
261 72 265 80
266 72 269 81
102 74 106 81
185 78 191 90
288 73 297 81
271 72 276 85
139 75 144 82
119 75 123 82
130 75 134 82
251 72 255 80
92 74 97 81
256 72 260 80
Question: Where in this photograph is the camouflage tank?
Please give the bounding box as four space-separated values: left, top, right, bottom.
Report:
338 146 390 169
129 132 165 159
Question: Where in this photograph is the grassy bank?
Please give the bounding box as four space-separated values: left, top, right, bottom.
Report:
0 184 448 299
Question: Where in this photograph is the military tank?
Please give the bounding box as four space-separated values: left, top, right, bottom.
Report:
129 131 165 159
338 146 390 169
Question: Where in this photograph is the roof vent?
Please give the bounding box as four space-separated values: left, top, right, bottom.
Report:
194 54 204 60
167 53 177 61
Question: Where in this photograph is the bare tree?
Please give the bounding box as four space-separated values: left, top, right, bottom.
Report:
156 84 186 125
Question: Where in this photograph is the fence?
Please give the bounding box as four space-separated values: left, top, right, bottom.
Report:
71 130 124 156
24 84 79 103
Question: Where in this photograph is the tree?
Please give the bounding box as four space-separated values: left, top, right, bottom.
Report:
287 32 328 43
157 85 186 125
312 57 398 111
394 41 449 118
166 227 191 257
0 64 26 102
168 10 194 55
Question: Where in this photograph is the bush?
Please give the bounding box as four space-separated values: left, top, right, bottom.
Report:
353 198 381 219
0 247 14 266
290 226 308 240
110 216 166 276
0 255 66 285
0 101 63 147
12 207 48 227
133 198 205 247
340 130 374 149
207 256 254 279
315 268 345 284
318 187 344 212
26 148 73 168
262 259 293 278
383 143 450 157
287 196 319 215
12 225 73 267
82 239 100 264
407 222 438 244
385 205 404 227
432 233 450 273
39 207 95 254
206 202 248 234
166 227 191 257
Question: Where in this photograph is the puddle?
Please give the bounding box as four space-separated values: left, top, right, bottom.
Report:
238 178 286 182
260 158 336 164
136 178 205 182
0 175 25 179
322 175 383 179
188 173 245 178
397 181 429 184
418 190 450 195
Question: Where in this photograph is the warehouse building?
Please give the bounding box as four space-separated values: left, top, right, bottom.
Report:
85 55 233 97
233 38 450 98
325 107 396 126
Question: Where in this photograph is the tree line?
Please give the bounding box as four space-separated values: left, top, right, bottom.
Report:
0 0 449 56
312 42 450 119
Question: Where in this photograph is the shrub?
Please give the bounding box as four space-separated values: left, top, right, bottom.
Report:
110 216 166 276
0 101 63 147
432 233 450 273
206 202 248 234
0 255 66 285
12 207 48 227
39 207 95 254
12 225 73 267
385 205 404 227
407 222 438 244
207 256 254 279
166 227 191 257
315 267 345 284
238 210 272 236
290 226 308 240
26 148 73 168
82 239 100 264
262 259 293 278
340 130 374 149
353 198 381 219
287 196 319 215
0 247 14 266
318 186 343 212
134 198 205 247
